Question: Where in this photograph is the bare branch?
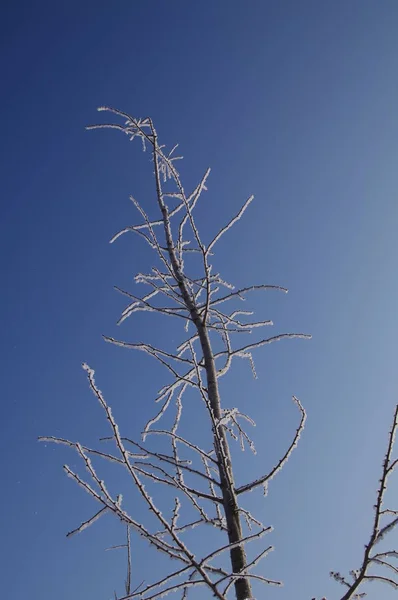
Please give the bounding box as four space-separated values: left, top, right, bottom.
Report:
144 430 218 465
236 396 306 494
66 507 108 538
208 284 288 309
206 196 254 255
200 526 272 566
363 574 398 588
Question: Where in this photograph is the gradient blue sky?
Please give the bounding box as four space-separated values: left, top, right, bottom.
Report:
1 2 398 599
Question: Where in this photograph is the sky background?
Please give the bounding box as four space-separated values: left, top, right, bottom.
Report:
1 1 398 599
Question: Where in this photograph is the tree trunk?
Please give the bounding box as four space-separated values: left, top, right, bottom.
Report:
198 323 252 600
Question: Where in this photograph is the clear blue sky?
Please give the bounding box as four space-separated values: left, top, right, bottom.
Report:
1 2 398 599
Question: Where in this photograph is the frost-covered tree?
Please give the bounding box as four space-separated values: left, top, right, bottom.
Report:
40 107 398 600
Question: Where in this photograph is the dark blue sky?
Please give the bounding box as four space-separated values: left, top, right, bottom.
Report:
1 2 398 599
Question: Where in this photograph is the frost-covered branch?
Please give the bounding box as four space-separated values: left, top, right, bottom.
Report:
236 396 306 495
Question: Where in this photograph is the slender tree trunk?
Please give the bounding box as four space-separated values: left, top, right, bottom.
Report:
165 252 252 599
199 324 252 600
185 300 252 599
153 130 252 599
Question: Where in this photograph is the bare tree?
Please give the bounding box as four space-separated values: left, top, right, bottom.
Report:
40 107 398 600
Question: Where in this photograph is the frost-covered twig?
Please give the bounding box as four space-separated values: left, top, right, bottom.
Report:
236 396 306 495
